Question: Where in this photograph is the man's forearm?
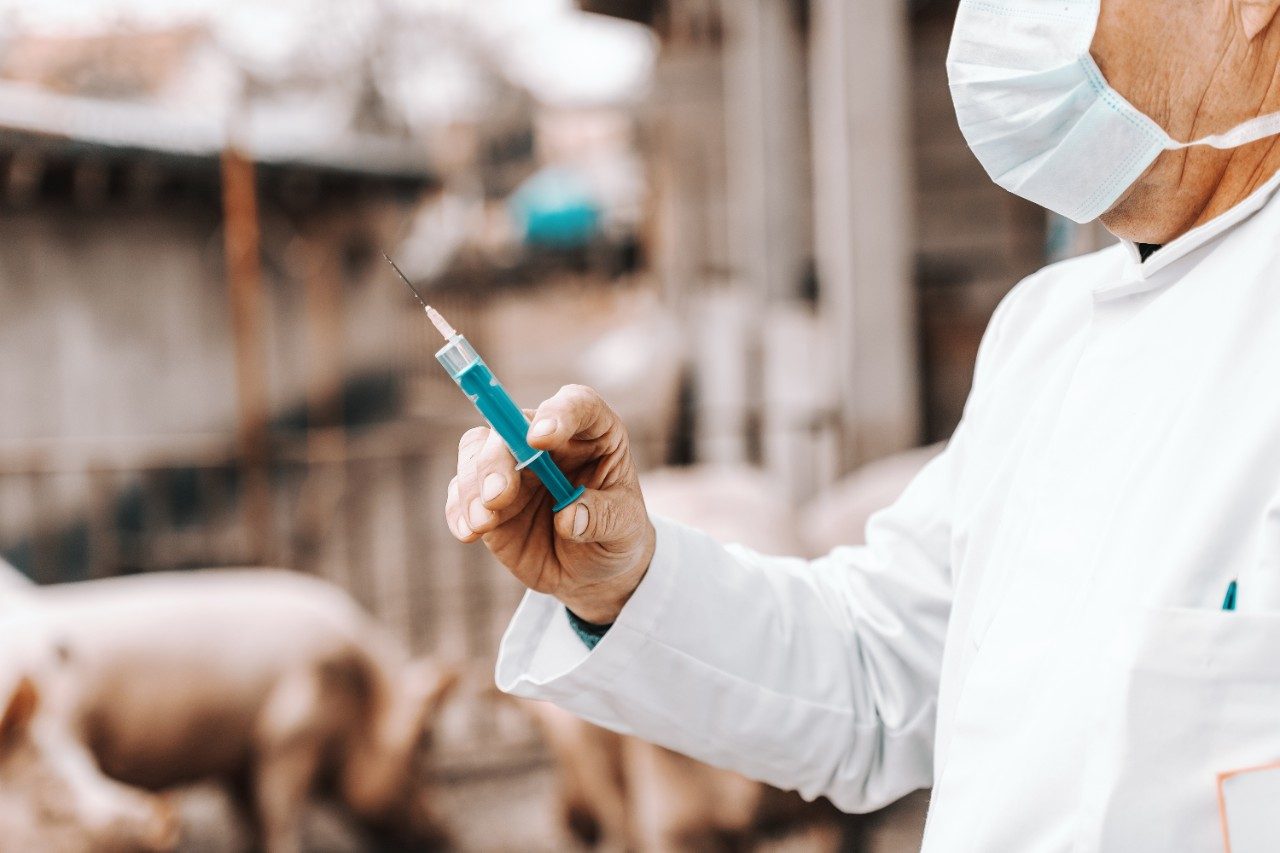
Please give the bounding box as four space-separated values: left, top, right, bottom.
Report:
496 515 948 813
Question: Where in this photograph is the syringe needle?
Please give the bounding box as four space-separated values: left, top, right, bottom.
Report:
382 252 457 339
383 252 429 307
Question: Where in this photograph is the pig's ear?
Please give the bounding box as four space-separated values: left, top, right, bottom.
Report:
406 659 461 722
0 676 40 746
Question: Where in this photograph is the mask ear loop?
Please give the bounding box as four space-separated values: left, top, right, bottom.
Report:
1164 110 1280 150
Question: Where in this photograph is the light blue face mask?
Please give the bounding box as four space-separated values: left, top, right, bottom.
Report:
946 0 1280 223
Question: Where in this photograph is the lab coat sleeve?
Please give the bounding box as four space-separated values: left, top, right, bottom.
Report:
495 439 960 813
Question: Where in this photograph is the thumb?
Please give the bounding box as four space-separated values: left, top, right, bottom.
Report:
553 488 638 546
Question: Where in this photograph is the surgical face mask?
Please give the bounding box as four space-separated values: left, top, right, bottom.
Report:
946 0 1280 223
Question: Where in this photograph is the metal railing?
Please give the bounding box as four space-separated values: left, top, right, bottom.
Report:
0 420 539 769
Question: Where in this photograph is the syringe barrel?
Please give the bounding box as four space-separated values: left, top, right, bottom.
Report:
436 335 585 512
524 452 584 512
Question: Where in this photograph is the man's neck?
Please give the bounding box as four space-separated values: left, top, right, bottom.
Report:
1186 135 1280 233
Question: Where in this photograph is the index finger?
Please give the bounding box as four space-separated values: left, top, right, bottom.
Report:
458 426 490 468
526 384 621 455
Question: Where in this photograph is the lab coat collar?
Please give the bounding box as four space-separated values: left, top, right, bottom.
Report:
1096 168 1280 299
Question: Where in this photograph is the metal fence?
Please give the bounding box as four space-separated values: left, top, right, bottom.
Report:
0 413 542 770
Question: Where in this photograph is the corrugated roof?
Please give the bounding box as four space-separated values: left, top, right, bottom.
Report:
0 79 432 177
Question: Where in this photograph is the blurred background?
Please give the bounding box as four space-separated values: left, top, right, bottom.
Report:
0 0 1112 850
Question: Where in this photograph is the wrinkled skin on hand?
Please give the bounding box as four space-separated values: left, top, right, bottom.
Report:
446 384 655 625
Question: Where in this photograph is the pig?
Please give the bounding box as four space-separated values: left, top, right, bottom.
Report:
798 443 944 558
518 696 839 853
516 697 629 850
638 466 803 557
622 735 836 853
0 607 179 852
31 570 458 853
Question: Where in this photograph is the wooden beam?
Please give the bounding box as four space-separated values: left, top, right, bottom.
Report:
576 0 656 24
220 146 274 564
5 148 43 208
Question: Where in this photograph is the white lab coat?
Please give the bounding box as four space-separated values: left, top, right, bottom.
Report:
496 171 1280 852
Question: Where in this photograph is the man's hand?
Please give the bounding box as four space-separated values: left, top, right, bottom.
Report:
444 384 655 625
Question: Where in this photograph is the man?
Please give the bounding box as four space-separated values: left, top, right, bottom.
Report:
446 0 1280 848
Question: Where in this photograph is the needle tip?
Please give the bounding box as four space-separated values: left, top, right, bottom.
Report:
383 251 430 306
383 250 458 339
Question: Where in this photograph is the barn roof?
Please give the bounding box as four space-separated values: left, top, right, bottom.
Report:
0 80 432 180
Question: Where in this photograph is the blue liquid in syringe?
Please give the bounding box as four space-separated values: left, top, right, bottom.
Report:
437 329 584 513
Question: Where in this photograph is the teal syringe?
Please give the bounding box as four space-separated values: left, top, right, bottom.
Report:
385 255 585 513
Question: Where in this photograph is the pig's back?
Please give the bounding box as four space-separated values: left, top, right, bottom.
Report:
38 570 391 787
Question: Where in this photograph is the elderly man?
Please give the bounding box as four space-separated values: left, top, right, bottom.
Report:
447 0 1280 848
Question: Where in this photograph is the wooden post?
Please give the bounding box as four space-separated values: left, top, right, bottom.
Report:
220 146 274 564
808 0 921 473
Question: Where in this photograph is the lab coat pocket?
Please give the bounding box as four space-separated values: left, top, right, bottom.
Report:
1092 607 1280 852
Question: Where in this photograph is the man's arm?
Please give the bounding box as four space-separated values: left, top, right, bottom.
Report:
464 270 1029 811
495 435 961 813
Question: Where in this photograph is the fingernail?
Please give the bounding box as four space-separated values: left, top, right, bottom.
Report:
468 499 492 530
482 473 506 502
572 504 588 538
530 418 557 438
456 515 472 538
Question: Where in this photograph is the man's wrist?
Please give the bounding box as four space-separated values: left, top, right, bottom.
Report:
560 561 649 624
559 523 655 624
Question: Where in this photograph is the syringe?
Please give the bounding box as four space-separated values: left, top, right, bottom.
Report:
385 255 585 512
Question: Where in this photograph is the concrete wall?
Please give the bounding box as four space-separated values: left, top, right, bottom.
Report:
0 197 416 445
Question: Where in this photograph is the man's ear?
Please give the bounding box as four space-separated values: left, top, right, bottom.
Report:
1240 0 1280 40
0 676 39 746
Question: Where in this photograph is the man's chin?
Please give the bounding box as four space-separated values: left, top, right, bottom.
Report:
1098 186 1193 245
1095 155 1207 244
1097 206 1153 243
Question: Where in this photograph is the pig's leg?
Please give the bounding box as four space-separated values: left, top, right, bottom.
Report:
252 667 333 853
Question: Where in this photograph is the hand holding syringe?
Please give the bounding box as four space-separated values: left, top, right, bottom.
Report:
386 256 655 625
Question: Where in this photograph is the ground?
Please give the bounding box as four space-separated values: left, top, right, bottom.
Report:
171 761 858 852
